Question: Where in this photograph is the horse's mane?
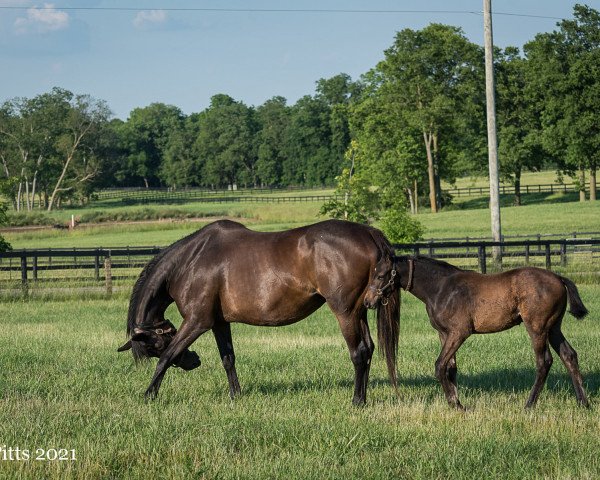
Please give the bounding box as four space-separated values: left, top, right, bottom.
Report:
367 225 395 261
413 255 463 274
126 220 243 336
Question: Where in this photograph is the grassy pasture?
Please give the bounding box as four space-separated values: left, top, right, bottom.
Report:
1 288 599 479
3 199 599 249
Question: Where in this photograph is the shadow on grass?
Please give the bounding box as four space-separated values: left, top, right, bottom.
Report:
400 367 600 396
239 367 599 399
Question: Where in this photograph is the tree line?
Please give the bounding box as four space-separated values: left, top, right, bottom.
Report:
0 4 598 214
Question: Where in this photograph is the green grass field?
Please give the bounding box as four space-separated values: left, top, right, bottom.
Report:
1 288 599 479
3 199 599 249
1 173 599 478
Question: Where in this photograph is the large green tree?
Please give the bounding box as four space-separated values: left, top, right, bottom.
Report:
495 47 545 205
196 94 257 188
255 96 290 187
0 88 111 211
374 24 484 212
525 4 600 201
118 103 184 188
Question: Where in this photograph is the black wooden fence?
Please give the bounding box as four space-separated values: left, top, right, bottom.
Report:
1 238 599 296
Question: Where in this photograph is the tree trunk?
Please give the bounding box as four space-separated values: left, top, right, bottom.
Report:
144 177 149 189
579 167 586 202
414 179 418 214
514 169 521 206
406 187 415 215
432 132 442 211
590 165 597 201
423 130 437 213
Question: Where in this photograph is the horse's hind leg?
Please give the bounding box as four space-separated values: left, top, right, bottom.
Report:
524 330 553 408
336 310 374 406
212 320 242 399
145 320 210 400
549 325 589 407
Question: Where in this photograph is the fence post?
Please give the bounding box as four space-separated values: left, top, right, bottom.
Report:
560 241 567 267
525 243 530 264
478 246 487 274
104 253 113 296
20 254 28 296
32 256 38 282
545 243 551 270
94 249 100 281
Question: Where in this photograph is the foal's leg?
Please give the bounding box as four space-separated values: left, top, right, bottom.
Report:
438 332 458 392
336 310 375 406
435 331 467 409
524 330 553 408
212 320 242 399
145 318 210 400
549 325 589 407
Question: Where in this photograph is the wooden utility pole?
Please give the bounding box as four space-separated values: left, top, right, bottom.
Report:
483 0 502 264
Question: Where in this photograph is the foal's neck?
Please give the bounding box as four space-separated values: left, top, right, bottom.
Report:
406 257 460 305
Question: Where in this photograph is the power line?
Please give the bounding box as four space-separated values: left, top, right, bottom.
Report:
0 5 564 20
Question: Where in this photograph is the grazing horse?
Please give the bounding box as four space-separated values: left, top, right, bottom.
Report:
117 219 400 405
365 255 590 409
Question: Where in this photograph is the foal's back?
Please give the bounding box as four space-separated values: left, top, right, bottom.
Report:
438 267 567 334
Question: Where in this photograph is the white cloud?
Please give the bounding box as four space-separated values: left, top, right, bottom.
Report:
133 10 167 29
14 3 69 34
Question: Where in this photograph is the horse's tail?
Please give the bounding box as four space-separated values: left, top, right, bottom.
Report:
559 275 589 320
368 226 401 388
376 288 400 388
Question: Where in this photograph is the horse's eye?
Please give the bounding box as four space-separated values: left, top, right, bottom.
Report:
377 274 384 280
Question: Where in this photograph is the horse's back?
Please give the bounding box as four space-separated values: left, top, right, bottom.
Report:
437 267 567 334
171 220 382 326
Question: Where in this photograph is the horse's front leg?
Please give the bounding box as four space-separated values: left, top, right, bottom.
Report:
145 320 209 400
435 330 467 410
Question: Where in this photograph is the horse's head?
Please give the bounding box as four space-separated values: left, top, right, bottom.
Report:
364 255 397 309
117 320 201 371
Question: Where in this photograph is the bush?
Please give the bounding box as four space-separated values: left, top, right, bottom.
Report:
0 203 12 252
379 208 424 244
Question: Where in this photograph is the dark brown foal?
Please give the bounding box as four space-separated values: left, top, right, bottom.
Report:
368 255 590 409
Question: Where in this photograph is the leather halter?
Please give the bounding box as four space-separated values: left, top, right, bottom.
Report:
137 319 176 336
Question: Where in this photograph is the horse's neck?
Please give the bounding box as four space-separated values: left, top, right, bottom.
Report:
407 259 455 305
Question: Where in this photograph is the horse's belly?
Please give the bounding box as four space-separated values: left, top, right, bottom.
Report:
473 313 521 333
221 293 325 326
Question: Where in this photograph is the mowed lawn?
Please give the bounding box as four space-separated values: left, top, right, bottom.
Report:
1 288 599 479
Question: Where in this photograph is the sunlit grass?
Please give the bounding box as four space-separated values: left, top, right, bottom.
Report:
0 287 599 479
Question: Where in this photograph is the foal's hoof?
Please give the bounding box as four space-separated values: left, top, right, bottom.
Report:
144 388 158 402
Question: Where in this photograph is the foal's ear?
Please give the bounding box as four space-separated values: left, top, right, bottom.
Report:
117 340 132 352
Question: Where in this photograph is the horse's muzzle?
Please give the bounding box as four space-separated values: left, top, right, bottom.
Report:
173 350 201 370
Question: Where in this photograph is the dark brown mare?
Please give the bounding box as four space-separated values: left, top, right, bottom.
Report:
365 254 590 409
117 219 400 405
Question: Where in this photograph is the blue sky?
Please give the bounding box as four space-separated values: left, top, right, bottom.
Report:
1 1 598 119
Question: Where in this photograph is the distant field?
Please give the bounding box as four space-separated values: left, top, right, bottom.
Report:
3 199 599 249
444 170 570 189
1 287 599 479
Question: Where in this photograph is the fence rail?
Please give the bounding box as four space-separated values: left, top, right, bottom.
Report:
444 182 590 197
91 182 588 205
1 238 599 297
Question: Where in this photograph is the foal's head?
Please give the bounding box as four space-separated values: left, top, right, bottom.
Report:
117 319 200 370
364 255 397 309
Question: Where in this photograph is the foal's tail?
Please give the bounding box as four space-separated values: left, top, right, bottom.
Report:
560 275 589 320
376 288 400 388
